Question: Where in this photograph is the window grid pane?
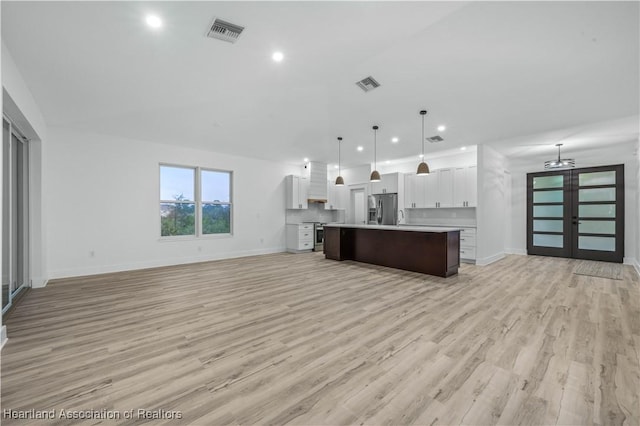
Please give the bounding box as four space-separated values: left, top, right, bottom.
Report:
160 166 195 201
579 220 615 235
533 234 563 248
578 236 615 252
533 175 563 189
533 205 563 217
579 204 615 218
533 220 563 233
578 188 615 202
160 203 196 236
202 170 231 203
533 190 563 203
578 171 615 186
202 204 231 234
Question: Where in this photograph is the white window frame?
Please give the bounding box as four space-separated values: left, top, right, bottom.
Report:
159 164 233 239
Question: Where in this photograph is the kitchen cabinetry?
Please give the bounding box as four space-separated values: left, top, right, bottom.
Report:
286 223 314 252
453 166 477 207
459 227 477 262
404 174 425 208
405 166 475 209
285 175 309 209
326 181 347 210
371 172 400 195
424 169 453 208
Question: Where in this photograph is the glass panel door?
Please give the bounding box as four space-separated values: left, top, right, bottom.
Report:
2 117 29 315
571 165 624 262
2 119 10 311
527 171 571 257
527 164 624 263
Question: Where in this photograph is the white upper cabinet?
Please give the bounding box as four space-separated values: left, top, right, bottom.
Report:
423 172 439 208
405 166 476 209
453 166 477 207
437 168 454 208
371 172 400 195
404 174 426 208
285 175 309 209
404 174 414 208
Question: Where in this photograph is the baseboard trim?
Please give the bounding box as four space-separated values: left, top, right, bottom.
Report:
505 248 527 255
476 252 506 266
1 326 7 351
48 247 288 280
627 257 640 277
31 276 48 288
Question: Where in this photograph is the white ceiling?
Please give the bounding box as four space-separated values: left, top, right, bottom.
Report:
2 1 638 168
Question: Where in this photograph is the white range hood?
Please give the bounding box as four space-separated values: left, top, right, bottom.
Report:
307 161 327 203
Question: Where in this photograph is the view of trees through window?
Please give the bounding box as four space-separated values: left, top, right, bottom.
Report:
160 165 232 237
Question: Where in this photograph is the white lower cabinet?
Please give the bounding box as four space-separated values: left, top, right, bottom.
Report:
286 223 314 252
459 227 477 262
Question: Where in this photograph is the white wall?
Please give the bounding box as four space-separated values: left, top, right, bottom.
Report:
636 137 640 274
328 164 371 186
476 145 509 265
377 149 477 175
44 127 299 279
507 141 639 266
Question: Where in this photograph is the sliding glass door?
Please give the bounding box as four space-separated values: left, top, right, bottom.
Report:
2 116 29 314
527 164 624 263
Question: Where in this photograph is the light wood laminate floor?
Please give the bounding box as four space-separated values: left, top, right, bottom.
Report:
1 253 639 425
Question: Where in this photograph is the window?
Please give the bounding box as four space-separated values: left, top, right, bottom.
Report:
160 165 232 237
201 170 232 234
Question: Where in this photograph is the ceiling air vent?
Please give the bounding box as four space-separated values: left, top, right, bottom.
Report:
428 135 444 143
356 76 381 92
207 18 245 44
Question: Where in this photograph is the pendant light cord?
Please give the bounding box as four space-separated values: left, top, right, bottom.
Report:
338 137 341 175
371 125 380 171
421 113 425 158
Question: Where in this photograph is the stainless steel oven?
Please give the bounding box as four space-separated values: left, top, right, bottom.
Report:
314 223 324 251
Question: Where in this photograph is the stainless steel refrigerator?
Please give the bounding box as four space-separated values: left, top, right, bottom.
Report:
368 193 398 225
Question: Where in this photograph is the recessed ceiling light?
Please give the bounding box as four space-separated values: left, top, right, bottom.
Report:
357 146 364 152
303 157 309 162
460 146 467 151
419 154 424 158
391 137 399 143
145 15 162 29
385 160 391 164
272 51 284 62
437 125 446 132
334 164 339 169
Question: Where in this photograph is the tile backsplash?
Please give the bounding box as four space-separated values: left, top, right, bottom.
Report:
404 208 477 227
286 203 345 224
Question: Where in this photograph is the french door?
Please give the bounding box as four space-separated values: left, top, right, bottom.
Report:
527 164 624 263
2 116 29 314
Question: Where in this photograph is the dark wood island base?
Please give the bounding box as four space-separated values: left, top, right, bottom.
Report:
324 225 460 277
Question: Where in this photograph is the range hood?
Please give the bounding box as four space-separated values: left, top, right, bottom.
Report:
307 161 327 203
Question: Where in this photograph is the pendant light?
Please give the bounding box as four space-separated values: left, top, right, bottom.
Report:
544 143 575 169
370 125 381 182
335 137 345 186
416 110 430 175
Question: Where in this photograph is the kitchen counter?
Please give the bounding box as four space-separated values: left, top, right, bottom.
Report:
324 224 460 232
324 224 460 277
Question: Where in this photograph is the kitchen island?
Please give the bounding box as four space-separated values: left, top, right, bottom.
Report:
323 224 460 277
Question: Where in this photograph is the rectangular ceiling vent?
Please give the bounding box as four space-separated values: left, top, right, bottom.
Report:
356 76 381 92
207 18 245 44
428 135 444 143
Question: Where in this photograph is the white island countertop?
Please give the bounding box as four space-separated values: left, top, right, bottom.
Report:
324 223 461 233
